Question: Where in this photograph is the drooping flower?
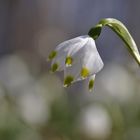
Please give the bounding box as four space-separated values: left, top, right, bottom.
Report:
48 18 140 92
48 35 104 91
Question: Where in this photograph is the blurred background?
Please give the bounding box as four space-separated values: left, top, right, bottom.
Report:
0 0 140 140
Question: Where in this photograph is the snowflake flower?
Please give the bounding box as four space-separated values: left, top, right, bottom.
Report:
48 18 140 92
48 35 104 91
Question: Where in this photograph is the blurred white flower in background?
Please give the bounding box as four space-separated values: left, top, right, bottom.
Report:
17 73 65 126
48 35 104 91
98 63 135 103
77 104 112 139
0 55 33 96
0 53 66 126
18 90 49 126
38 74 65 103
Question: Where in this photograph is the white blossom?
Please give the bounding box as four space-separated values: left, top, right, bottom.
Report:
78 105 112 139
48 35 104 91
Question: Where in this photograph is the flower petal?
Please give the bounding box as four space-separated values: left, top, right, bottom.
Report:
64 36 102 82
64 61 82 83
64 51 84 83
51 54 66 71
88 75 96 92
50 63 58 72
65 56 73 67
52 35 89 71
63 75 74 87
82 37 104 75
48 51 57 61
81 67 90 79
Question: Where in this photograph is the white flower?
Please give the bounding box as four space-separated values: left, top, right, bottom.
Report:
48 35 104 91
78 105 112 139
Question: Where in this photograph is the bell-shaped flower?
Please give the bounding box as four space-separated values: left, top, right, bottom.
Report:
48 35 104 91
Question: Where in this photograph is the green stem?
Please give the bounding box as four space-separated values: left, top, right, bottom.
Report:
88 18 140 66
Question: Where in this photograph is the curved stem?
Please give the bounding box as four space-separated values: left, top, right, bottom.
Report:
88 18 140 66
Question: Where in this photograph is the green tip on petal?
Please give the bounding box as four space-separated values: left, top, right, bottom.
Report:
63 76 74 87
51 63 58 72
65 56 73 66
81 67 89 79
48 51 57 61
88 79 94 92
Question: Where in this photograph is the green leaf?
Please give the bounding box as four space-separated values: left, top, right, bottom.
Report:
89 18 140 66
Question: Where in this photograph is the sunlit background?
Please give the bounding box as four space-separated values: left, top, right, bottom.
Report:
0 0 140 140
